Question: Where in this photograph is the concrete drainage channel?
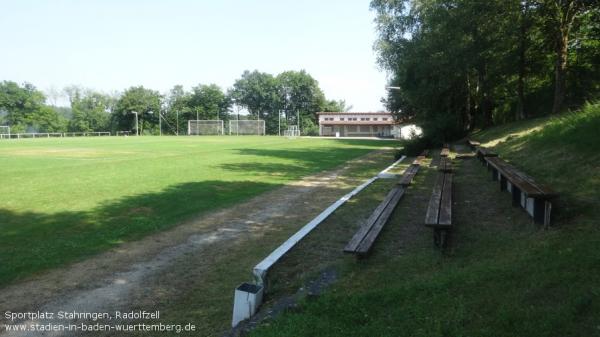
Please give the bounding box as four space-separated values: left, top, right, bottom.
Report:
231 155 407 327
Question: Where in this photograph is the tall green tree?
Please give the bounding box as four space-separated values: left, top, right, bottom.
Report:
187 84 230 121
165 85 190 135
372 0 600 141
0 81 66 133
229 70 281 134
276 70 326 128
64 86 113 132
113 86 162 135
539 0 597 113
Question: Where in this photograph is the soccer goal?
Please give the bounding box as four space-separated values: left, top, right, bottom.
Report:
283 125 300 139
229 120 265 135
188 120 224 135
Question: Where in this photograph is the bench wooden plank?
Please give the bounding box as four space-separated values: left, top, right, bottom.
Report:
344 186 399 253
425 172 445 225
438 173 453 226
477 147 497 157
355 186 406 255
438 157 453 172
486 156 557 198
345 159 422 254
398 164 420 186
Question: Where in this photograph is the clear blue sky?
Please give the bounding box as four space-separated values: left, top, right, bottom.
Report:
0 0 388 111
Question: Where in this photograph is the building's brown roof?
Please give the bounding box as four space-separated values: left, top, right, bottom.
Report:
320 121 394 126
316 111 392 115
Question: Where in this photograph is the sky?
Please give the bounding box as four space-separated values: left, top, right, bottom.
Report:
0 0 389 111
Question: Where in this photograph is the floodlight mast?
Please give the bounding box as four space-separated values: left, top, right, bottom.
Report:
231 98 240 136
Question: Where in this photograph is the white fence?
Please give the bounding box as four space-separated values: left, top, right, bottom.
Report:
63 132 111 137
0 131 112 139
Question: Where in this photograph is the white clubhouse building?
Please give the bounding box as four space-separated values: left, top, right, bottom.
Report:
317 112 396 137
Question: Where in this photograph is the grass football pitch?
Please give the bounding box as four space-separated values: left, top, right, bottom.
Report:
0 136 397 286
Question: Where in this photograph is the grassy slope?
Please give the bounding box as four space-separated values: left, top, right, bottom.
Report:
250 104 600 337
0 136 396 286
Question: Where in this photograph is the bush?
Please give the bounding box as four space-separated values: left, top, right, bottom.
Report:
397 135 431 157
301 119 319 136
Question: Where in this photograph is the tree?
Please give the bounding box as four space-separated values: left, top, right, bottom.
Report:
323 99 353 112
230 70 281 134
187 84 230 121
0 81 66 133
113 86 162 135
163 85 188 135
276 70 326 128
371 0 600 141
540 0 596 113
64 86 113 132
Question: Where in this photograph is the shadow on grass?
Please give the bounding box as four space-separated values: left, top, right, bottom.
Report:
0 180 276 287
231 147 386 172
217 162 307 178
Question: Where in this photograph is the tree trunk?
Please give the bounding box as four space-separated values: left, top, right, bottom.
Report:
517 0 529 120
552 30 569 114
478 65 493 127
551 0 579 115
465 73 474 131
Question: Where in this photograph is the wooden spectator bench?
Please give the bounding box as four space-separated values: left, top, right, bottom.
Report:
398 163 420 186
476 147 498 163
344 154 426 256
425 172 453 247
485 156 558 227
438 157 453 172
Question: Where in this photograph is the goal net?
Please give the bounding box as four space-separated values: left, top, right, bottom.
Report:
188 120 224 135
229 120 265 135
283 125 300 138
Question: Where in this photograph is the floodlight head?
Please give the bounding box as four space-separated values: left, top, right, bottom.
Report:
386 86 401 90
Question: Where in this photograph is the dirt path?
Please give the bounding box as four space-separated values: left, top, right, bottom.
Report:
0 150 393 337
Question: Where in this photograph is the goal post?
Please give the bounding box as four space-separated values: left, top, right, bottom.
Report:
283 125 300 138
188 120 224 135
0 126 10 137
229 120 265 135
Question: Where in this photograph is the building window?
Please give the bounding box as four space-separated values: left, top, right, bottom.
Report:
340 118 345 121
382 118 388 121
360 125 370 132
373 118 378 121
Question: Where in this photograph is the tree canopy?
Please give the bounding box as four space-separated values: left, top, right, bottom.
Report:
371 0 600 142
0 69 346 135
